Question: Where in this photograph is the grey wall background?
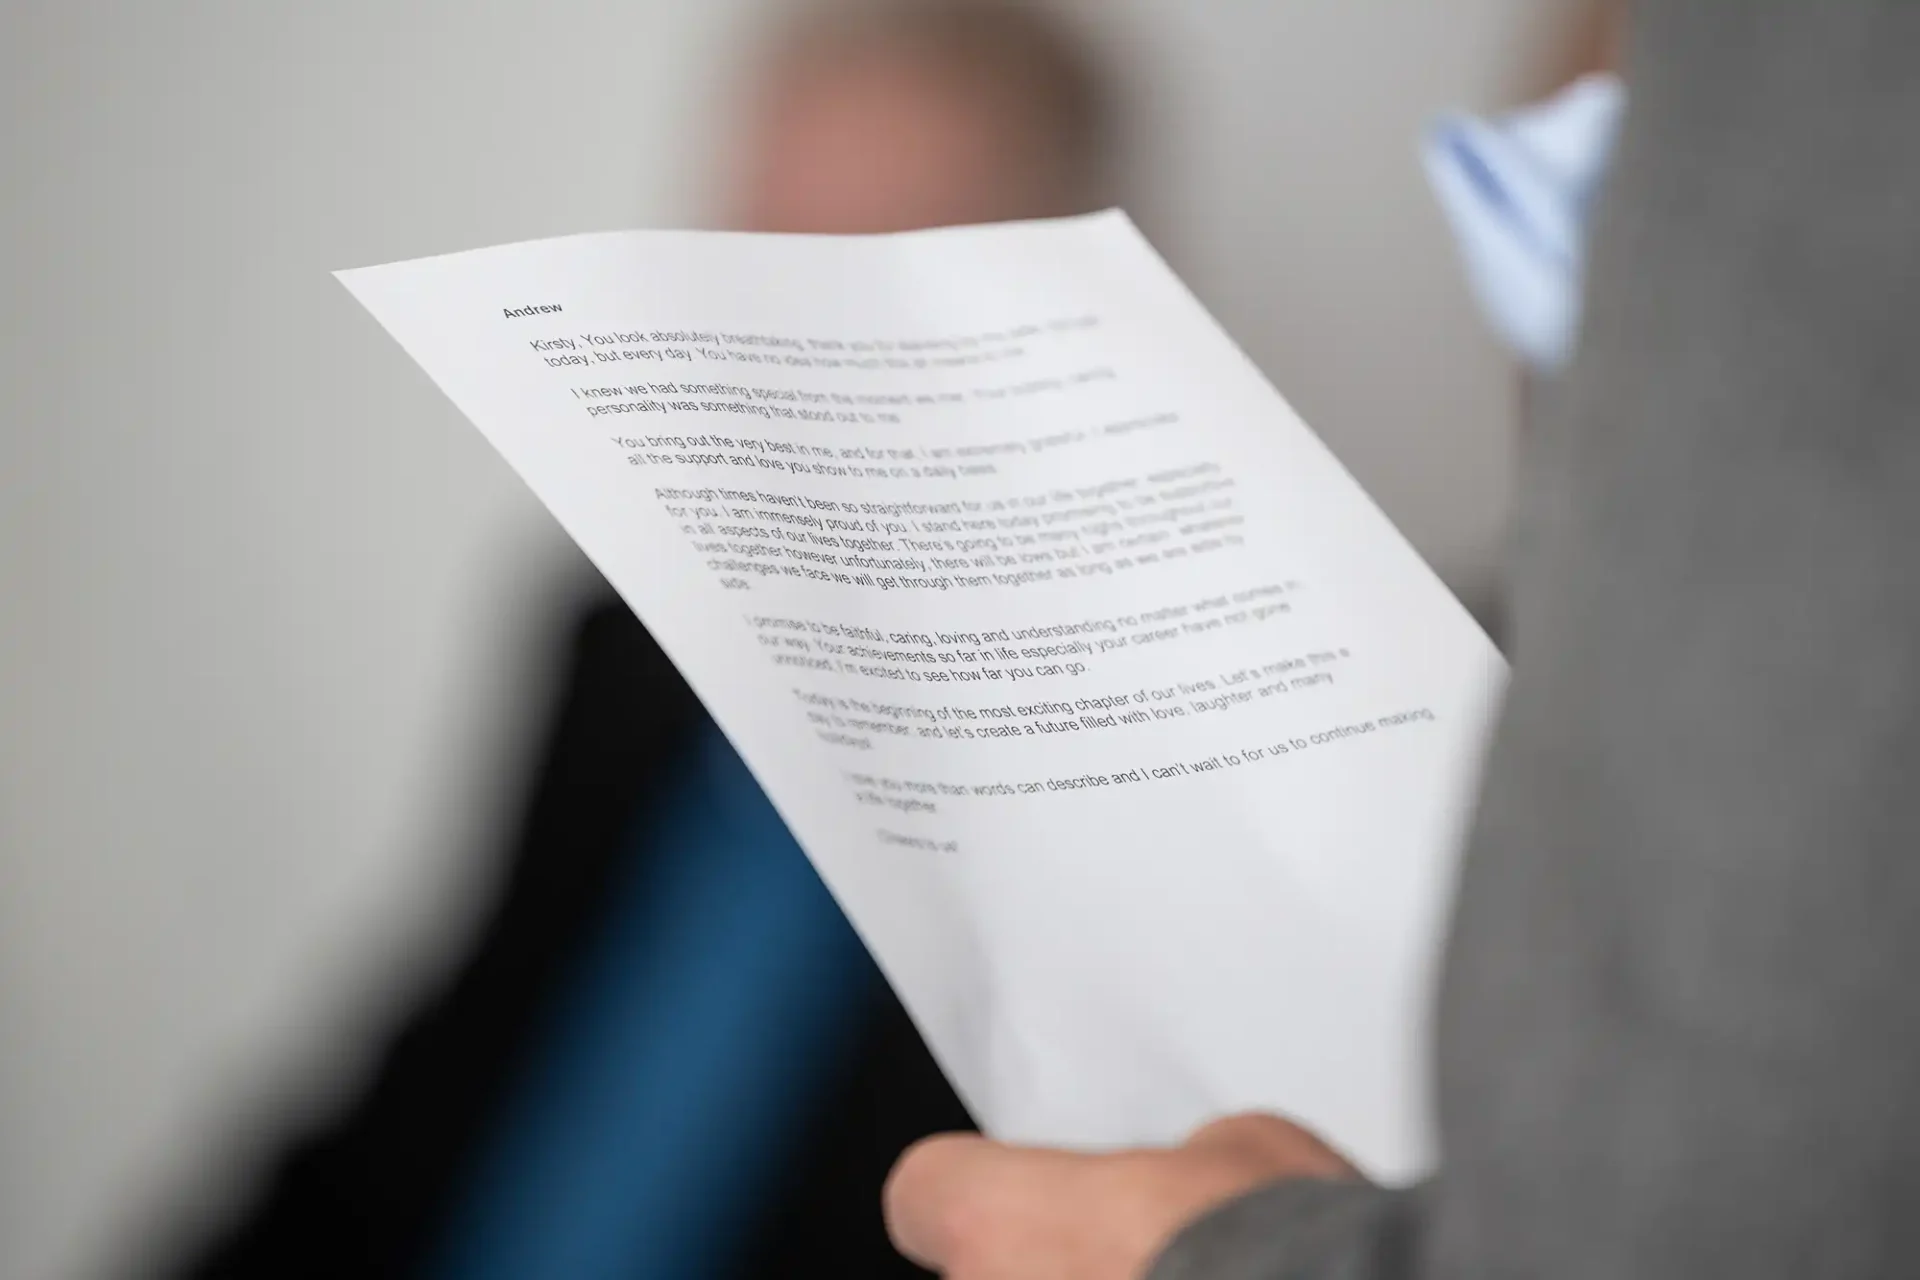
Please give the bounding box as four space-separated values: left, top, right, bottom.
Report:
0 2 1571 1276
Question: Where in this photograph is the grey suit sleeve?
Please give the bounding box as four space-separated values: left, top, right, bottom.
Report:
1153 3 1920 1277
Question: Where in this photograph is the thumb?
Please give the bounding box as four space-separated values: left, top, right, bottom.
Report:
884 1133 1089 1268
1182 1113 1360 1180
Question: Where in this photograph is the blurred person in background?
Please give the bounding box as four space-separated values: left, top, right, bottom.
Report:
172 3 1115 1278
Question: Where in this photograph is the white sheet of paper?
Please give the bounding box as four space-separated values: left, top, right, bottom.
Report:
338 211 1506 1180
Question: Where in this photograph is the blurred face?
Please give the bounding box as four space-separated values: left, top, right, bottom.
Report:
732 50 1069 234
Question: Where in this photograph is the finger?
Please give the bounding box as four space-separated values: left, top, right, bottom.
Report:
884 1132 1004 1267
1183 1113 1361 1179
885 1133 1103 1269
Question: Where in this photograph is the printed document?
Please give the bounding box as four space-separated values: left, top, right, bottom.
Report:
338 211 1507 1179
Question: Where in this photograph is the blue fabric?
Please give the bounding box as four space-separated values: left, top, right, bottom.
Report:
1423 73 1627 370
433 723 875 1280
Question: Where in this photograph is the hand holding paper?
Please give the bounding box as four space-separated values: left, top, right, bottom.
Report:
339 211 1504 1180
